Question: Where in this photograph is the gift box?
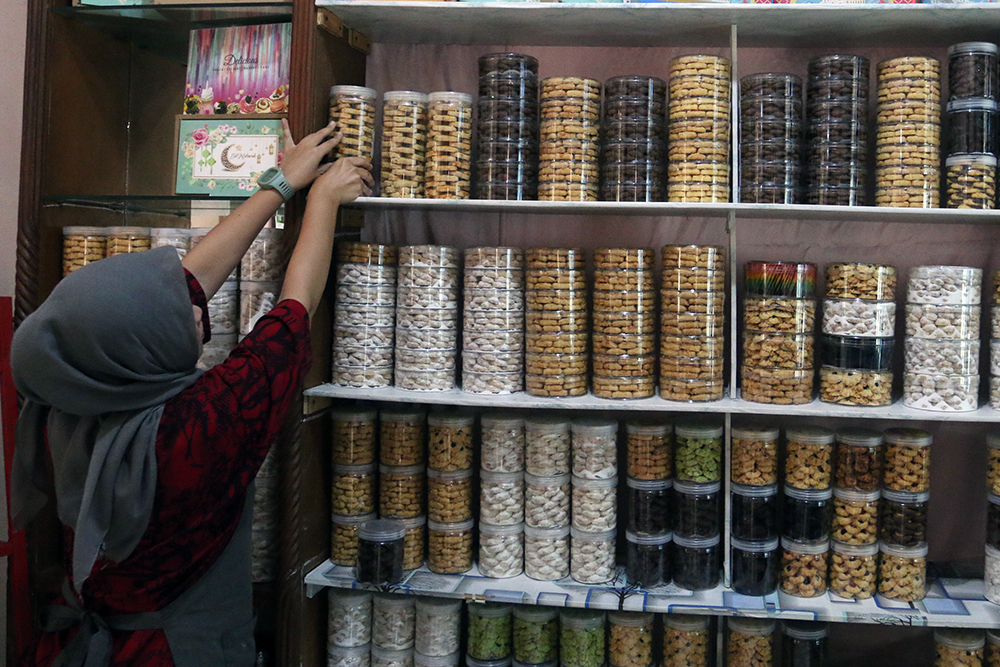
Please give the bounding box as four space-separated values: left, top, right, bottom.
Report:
175 115 284 196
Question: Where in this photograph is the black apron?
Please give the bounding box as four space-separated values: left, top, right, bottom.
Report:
41 484 257 667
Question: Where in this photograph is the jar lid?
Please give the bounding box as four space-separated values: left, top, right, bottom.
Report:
63 226 108 235
571 418 619 436
360 519 406 542
428 91 473 105
731 425 780 441
626 420 672 436
571 526 616 541
989 433 1000 449
571 475 618 489
988 629 1000 646
910 265 983 281
524 524 570 539
833 487 880 502
372 646 414 661
784 485 832 501
330 84 377 98
374 592 415 608
328 588 373 605
466 657 512 667
878 541 929 558
732 483 778 498
428 518 475 532
626 477 672 491
479 521 524 536
674 480 721 495
481 412 525 430
380 407 426 422
525 415 571 432
830 539 879 557
480 470 524 484
415 597 463 615
608 611 654 627
731 537 780 552
427 467 473 480
675 422 724 439
468 603 513 618
782 621 828 640
786 426 835 445
379 463 426 476
107 226 149 235
729 617 776 636
513 605 558 621
429 410 476 428
935 630 986 652
881 489 930 503
415 651 461 667
674 533 721 549
334 463 377 476
525 472 571 486
626 530 672 545
560 609 605 629
332 511 376 526
780 537 829 554
949 41 999 56
883 428 932 448
836 427 883 448
947 97 999 112
664 614 711 632
400 515 427 529
328 643 372 659
989 492 1000 506
946 154 998 168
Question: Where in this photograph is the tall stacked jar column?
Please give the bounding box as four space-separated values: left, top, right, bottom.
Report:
659 244 726 402
539 77 600 201
625 421 673 587
730 426 780 596
945 42 998 209
427 412 474 577
591 248 655 399
991 271 1000 408
380 91 427 198
602 76 666 202
378 408 428 577
673 422 723 591
524 415 570 581
330 408 379 570
426 92 472 200
571 419 618 584
739 73 803 204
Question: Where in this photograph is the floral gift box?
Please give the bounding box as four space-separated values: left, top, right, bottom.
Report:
174 114 284 197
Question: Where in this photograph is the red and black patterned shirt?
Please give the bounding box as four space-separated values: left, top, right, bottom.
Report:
23 271 312 667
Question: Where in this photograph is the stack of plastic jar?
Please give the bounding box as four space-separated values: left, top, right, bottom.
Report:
415 597 461 665
62 226 107 276
378 409 427 574
380 91 427 198
525 247 588 397
742 261 817 405
946 42 998 209
779 426 832 599
106 226 151 257
602 75 666 202
476 52 539 200
539 77 600 201
730 425 780 596
332 242 397 388
523 415 570 581
992 271 1000 408
395 246 460 391
819 262 897 407
672 422 722 591
935 630 985 667
426 91 473 200
330 408 378 569
462 247 525 394
988 435 1000 604
903 265 982 411
570 418 617 584
240 227 282 341
806 54 869 206
668 55 731 203
330 85 378 161
625 420 673 586
592 247 655 399
875 56 941 208
425 411 474 571
328 589 372 667
739 72 802 204
727 617 774 667
660 244 726 402
479 411 524 579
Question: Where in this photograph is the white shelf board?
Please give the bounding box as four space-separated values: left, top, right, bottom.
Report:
303 384 1000 422
316 2 1000 47
304 560 1000 628
347 197 1000 226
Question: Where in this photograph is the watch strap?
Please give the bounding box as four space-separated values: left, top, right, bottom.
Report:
260 167 295 202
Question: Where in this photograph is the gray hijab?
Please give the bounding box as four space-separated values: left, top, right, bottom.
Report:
11 246 203 591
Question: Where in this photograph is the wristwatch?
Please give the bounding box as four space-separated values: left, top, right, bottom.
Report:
257 167 295 202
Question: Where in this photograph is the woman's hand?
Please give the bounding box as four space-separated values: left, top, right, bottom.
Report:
278 119 343 192
309 156 374 206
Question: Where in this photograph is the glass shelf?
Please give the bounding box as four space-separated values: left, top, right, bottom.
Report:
304 560 1000 629
43 195 244 218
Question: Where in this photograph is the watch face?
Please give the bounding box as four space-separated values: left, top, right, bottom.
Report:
260 167 280 185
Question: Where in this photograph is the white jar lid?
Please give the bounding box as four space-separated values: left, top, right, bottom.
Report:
935 629 986 651
380 407 426 422
107 226 149 235
674 533 720 549
427 467 473 480
883 427 932 448
830 539 878 557
946 154 998 168
479 521 524 536
513 605 558 622
882 488 930 504
780 537 829 555
428 91 473 105
664 613 710 632
731 425 780 441
330 84 376 99
524 524 570 540
415 651 461 667
732 483 778 498
480 470 524 484
627 476 672 491
728 617 775 636
428 518 474 533
608 611 653 627
878 541 929 558
832 487 880 503
63 226 107 236
428 410 475 428
949 41 999 56
571 417 619 436
379 463 425 477
571 475 617 489
786 426 835 445
360 519 406 542
415 596 462 614
525 472 571 486
626 420 672 436
835 427 883 448
782 621 828 640
332 511 376 526
676 421 724 439
784 484 832 502
731 537 779 552
570 526 616 541
334 463 377 475
481 413 525 430
560 609 605 629
626 530 672 546
675 480 721 495
468 603 513 618
332 406 378 422
374 592 415 608
384 90 429 103
328 588 373 605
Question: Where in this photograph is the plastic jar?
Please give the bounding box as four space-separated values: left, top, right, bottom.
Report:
948 98 997 155
414 653 459 667
426 519 474 574
833 428 884 491
825 262 896 301
332 463 377 516
908 265 983 305
879 489 929 547
570 527 616 584
673 533 721 591
560 610 605 667
241 227 282 281
571 476 617 532
829 540 878 600
328 589 373 648
946 154 997 210
480 470 524 526
830 487 880 545
989 630 1000 667
481 413 525 473
426 411 474 472
731 425 779 486
357 519 406 585
401 515 425 570
625 530 672 588
731 483 779 542
380 91 428 198
426 92 473 199
571 418 618 479
380 409 426 467
626 421 673 480
372 593 416 650
785 426 835 490
949 41 999 99
882 428 932 493
935 630 986 667
331 512 374 567
674 480 721 539
627 477 672 535
731 537 780 596
330 85 377 160
467 604 513 661
415 597 462 657
878 541 928 601
608 611 654 667
479 522 524 578
663 614 711 667
62 226 107 275
512 606 558 664
727 617 775 667
106 226 151 257
783 485 832 542
990 434 1000 496
329 643 372 667
525 416 571 476
524 525 570 581
379 464 425 519
779 538 829 598
207 282 238 335
781 621 827 667
675 422 723 483
332 407 377 467
524 472 570 528
426 468 472 523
